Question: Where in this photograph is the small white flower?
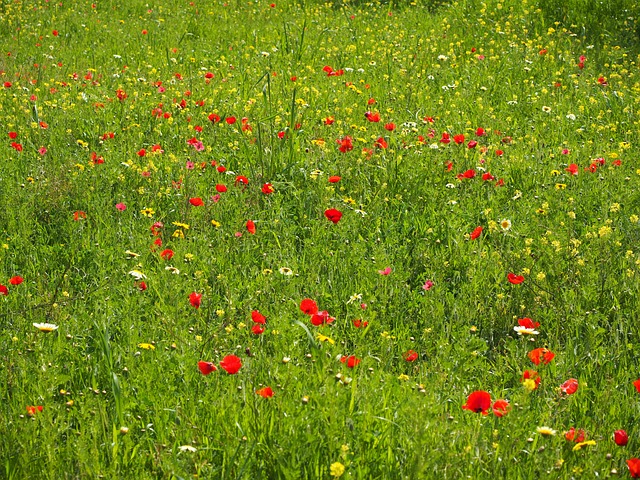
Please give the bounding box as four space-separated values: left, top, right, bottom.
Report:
514 326 539 336
347 293 362 304
178 445 197 453
33 323 59 332
279 267 293 276
500 219 512 231
165 266 180 274
128 270 146 280
566 113 576 121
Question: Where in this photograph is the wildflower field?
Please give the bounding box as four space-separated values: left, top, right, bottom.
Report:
2 0 640 477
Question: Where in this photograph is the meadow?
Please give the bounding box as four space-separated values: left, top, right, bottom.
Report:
2 0 640 478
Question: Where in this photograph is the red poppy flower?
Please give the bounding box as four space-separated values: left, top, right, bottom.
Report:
328 176 341 183
160 249 174 260
256 386 274 398
204 72 214 79
492 399 510 417
197 361 217 375
507 273 524 284
384 122 396 131
251 324 265 335
565 427 586 443
189 197 204 206
340 355 361 368
324 208 342 224
300 298 318 315
352 319 368 328
225 116 237 125
137 281 147 291
310 310 335 326
8 131 17 139
337 136 353 153
220 355 242 374
246 220 256 235
475 127 486 136
26 405 43 416
403 350 418 362
374 137 388 149
467 140 478 149
566 163 579 175
495 149 504 157
215 184 227 193
628 459 640 478
9 276 23 286
251 310 266 324
261 183 274 194
528 348 555 365
461 390 491 415
614 429 629 446
470 226 483 240
440 132 451 144
11 143 22 152
73 211 86 221
208 113 221 123
189 292 202 309
518 318 540 330
453 134 465 145
235 175 249 186
459 169 476 179
137 148 146 157
481 172 495 181
522 370 541 389
0 285 8 295
633 379 640 393
364 111 380 122
560 378 578 395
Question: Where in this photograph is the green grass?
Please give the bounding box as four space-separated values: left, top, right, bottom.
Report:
1 0 640 478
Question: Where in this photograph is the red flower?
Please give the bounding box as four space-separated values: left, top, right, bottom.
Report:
492 399 510 417
0 285 8 295
459 169 475 179
467 140 478 149
225 116 237 125
251 310 266 324
481 172 495 181
384 123 395 131
337 136 353 153
8 131 17 139
328 176 341 183
137 281 147 291
189 197 204 206
340 355 361 368
300 298 318 315
198 361 217 375
246 220 256 234
9 276 23 286
453 134 465 145
566 163 579 175
137 148 146 157
251 324 265 335
522 370 541 389
261 183 274 194
518 318 540 329
614 430 628 446
440 132 451 144
215 184 228 193
189 292 202 309
565 427 586 443
160 249 174 260
352 319 368 328
528 348 555 365
256 386 274 398
495 149 504 157
628 459 640 478
26 405 43 416
364 111 380 122
310 310 335 326
634 378 640 393
204 72 214 79
470 226 483 240
324 208 342 224
73 211 87 221
461 390 491 415
403 350 418 362
560 378 579 395
476 127 486 136
208 113 221 123
220 355 242 374
235 175 249 186
374 137 388 149
507 273 524 284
